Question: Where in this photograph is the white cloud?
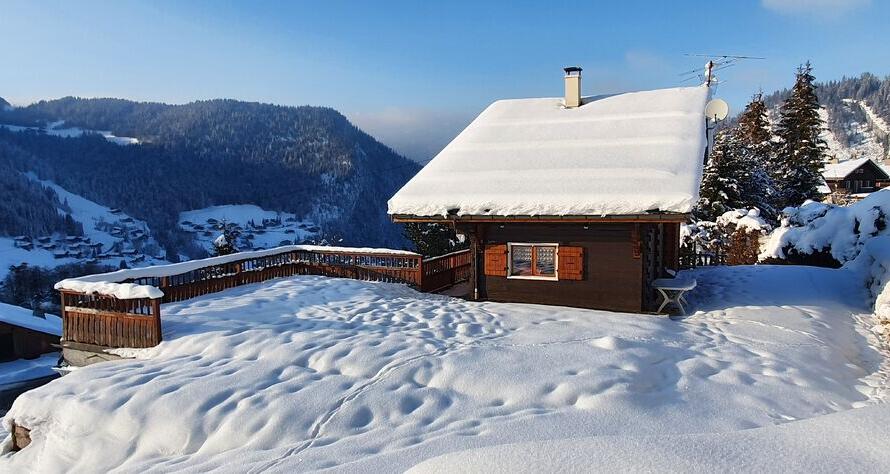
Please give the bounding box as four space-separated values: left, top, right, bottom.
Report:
762 0 871 15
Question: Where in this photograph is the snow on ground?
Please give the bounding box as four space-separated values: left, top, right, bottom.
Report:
0 173 169 277
0 121 139 145
409 402 890 472
25 173 162 253
821 103 887 163
0 303 61 337
179 205 318 251
2 265 888 472
0 354 59 390
0 238 75 280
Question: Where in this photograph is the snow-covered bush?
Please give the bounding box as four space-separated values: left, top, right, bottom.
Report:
717 209 771 265
682 208 770 266
761 191 889 266
845 237 890 336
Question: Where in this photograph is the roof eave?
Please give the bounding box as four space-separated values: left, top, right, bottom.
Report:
391 213 690 223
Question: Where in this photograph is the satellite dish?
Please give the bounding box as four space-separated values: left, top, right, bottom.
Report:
705 98 729 122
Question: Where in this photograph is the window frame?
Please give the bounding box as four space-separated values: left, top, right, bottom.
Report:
507 242 559 281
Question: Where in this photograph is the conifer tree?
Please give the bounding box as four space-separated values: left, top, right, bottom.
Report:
403 222 467 258
212 221 238 256
735 93 777 221
773 62 827 209
696 129 747 220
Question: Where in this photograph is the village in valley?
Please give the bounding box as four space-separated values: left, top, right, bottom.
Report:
2 2 890 472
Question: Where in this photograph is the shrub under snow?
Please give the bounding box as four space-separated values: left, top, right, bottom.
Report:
682 208 771 265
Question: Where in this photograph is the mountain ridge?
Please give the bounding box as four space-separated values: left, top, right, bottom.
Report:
0 96 420 260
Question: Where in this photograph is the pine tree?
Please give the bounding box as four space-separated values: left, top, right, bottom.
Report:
773 62 827 209
211 221 239 256
735 93 777 221
696 129 747 220
402 222 467 257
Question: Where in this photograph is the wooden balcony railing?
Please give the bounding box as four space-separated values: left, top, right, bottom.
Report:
57 245 471 350
421 249 472 292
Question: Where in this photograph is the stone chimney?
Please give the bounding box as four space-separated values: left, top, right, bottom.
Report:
564 66 582 108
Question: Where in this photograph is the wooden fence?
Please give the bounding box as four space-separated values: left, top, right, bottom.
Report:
60 247 471 349
679 242 726 269
420 249 472 293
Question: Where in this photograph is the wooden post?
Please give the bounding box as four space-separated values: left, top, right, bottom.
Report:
59 291 67 342
151 298 162 345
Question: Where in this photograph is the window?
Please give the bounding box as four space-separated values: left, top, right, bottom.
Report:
508 243 558 280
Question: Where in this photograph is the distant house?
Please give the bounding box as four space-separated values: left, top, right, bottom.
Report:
0 303 61 361
389 68 711 313
821 158 889 200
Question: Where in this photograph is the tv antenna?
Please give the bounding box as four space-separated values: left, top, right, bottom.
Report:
679 53 765 86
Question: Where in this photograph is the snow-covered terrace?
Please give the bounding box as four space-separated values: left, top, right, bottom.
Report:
3 264 889 471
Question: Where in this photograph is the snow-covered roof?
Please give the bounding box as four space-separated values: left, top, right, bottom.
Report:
388 85 711 218
0 302 62 336
822 158 887 180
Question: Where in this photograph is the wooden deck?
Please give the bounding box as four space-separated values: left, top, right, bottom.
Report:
60 247 471 350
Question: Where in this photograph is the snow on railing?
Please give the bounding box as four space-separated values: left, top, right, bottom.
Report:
57 245 423 349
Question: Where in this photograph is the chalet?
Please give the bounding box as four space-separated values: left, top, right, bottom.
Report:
0 303 61 361
388 68 711 313
821 158 889 199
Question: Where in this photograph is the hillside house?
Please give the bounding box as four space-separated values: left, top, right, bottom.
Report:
821 158 889 200
0 303 61 361
389 68 710 312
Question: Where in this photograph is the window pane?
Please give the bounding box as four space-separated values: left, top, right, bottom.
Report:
510 245 533 276
535 246 556 276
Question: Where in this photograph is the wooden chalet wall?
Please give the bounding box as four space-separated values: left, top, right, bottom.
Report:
0 322 59 361
826 160 890 194
460 222 681 313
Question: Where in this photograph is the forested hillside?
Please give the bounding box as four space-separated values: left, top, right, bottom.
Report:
0 97 420 257
0 145 82 237
764 73 890 158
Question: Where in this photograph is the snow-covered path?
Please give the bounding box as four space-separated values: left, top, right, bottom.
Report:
2 265 889 472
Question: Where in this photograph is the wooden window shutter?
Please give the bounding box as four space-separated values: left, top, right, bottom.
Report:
484 244 508 277
558 246 584 280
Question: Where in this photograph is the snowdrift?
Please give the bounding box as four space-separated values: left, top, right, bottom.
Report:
2 265 887 471
762 190 890 327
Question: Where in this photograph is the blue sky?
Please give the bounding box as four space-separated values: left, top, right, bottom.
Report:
2 0 889 161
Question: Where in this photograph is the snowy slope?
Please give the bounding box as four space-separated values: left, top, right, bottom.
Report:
179 205 319 252
0 174 168 279
0 238 75 280
0 120 139 145
26 173 159 252
820 103 887 163
2 265 887 471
